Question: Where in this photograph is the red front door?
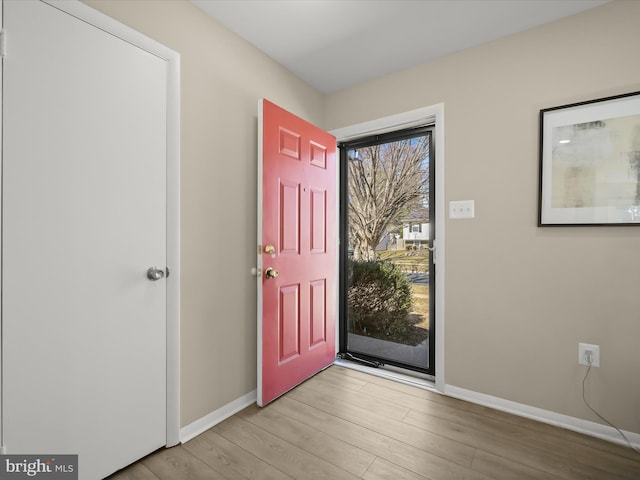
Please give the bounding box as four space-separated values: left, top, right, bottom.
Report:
258 99 336 406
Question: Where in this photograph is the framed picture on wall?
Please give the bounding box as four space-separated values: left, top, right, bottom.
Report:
538 90 640 226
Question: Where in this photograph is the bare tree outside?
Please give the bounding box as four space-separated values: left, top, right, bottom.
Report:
348 136 430 260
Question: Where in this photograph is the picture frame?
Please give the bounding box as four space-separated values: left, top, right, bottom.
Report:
538 91 640 226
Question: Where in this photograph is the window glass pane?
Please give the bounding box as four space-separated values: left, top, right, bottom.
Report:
343 129 432 371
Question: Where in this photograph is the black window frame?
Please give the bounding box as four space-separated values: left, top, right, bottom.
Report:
338 125 436 375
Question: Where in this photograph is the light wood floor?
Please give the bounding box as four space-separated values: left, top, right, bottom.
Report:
108 365 640 480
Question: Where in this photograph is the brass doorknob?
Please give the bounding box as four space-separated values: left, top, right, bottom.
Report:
265 267 279 279
264 244 275 254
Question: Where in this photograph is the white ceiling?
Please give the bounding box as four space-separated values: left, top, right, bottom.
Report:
191 0 609 94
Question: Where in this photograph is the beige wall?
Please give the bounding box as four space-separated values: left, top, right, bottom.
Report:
83 0 640 436
83 0 324 426
327 0 640 433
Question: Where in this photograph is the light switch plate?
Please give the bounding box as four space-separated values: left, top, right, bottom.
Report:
449 200 475 219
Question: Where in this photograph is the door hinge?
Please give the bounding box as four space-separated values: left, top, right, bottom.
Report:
0 30 6 58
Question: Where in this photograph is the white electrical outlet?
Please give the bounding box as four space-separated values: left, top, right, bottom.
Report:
578 343 600 367
449 200 475 219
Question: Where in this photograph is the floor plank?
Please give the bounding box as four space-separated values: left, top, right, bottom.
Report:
213 415 360 480
141 445 226 480
238 403 376 476
271 396 492 480
362 458 428 480
108 365 640 480
403 406 640 480
470 449 568 480
329 366 640 478
289 376 477 468
107 461 161 480
183 428 294 480
301 374 410 421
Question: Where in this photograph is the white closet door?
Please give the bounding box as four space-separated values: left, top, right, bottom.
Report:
3 1 168 478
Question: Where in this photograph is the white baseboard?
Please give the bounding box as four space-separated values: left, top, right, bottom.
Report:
444 384 640 449
179 389 257 444
177 381 639 451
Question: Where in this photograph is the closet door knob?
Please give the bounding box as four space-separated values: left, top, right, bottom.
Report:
146 266 165 281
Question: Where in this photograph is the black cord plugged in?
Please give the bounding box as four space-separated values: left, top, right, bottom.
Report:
581 364 640 455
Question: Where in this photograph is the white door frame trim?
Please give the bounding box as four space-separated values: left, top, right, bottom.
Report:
330 104 445 393
2 0 182 447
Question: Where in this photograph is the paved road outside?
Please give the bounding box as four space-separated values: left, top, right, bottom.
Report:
405 272 429 285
